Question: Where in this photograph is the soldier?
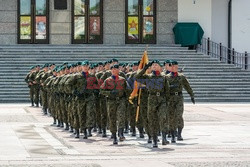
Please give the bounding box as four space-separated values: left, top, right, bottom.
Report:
166 60 195 143
162 60 172 75
25 66 36 106
100 64 129 145
135 60 170 148
95 61 110 137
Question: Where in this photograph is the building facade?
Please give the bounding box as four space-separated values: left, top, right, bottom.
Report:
0 0 177 45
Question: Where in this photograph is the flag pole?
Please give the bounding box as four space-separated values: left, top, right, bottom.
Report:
136 45 149 122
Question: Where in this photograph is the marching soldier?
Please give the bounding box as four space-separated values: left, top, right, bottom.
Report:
166 60 195 142
100 64 129 145
135 60 170 148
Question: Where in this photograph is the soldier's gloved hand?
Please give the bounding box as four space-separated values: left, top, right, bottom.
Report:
144 62 153 70
191 97 195 104
111 89 119 95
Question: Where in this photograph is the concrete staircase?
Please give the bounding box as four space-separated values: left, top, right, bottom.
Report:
0 45 250 103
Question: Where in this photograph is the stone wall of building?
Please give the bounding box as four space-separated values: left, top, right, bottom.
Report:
0 0 177 45
50 0 71 44
0 0 17 44
157 0 178 44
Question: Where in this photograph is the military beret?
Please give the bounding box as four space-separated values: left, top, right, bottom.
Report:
151 60 161 66
67 64 72 69
171 60 178 65
111 58 118 63
63 62 68 65
132 61 139 66
164 60 172 65
36 65 40 68
81 60 90 66
29 66 35 70
60 66 66 71
104 61 109 65
110 64 119 69
77 61 82 66
98 62 103 66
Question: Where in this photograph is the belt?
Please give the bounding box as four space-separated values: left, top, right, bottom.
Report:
170 92 182 96
149 92 165 97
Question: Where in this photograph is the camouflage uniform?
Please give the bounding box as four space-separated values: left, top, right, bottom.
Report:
135 66 170 147
166 72 194 141
100 75 128 144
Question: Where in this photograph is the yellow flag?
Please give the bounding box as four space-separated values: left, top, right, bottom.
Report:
129 50 149 103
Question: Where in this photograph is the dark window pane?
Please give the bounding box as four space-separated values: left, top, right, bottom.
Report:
128 0 138 15
74 0 85 15
36 0 46 15
89 0 100 15
143 0 154 15
20 0 31 15
143 17 154 42
74 16 85 40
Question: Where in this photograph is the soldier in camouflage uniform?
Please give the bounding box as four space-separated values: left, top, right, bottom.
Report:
25 65 40 107
166 60 195 143
100 64 129 145
95 61 110 137
135 60 170 148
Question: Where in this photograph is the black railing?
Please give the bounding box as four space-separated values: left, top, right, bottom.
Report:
196 38 249 70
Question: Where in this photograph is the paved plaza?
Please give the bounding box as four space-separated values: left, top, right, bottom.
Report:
0 103 250 167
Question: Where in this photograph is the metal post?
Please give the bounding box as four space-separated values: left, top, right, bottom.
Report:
219 43 222 61
207 38 210 55
232 48 235 64
245 51 248 70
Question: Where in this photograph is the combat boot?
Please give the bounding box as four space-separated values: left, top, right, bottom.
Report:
98 127 102 134
69 126 74 133
119 128 125 141
139 128 144 138
102 128 107 137
171 130 176 143
51 117 56 126
112 133 118 145
57 120 61 127
75 129 80 138
147 135 152 143
124 125 129 134
43 108 47 115
36 102 39 107
162 132 169 145
83 129 88 139
60 122 64 128
31 100 34 107
167 130 171 138
153 136 158 148
93 126 97 132
177 128 183 141
65 123 69 131
131 127 136 137
88 128 92 137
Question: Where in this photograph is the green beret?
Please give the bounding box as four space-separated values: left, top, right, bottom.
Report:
132 61 139 66
171 60 178 65
61 66 66 71
104 61 109 65
98 62 103 66
63 62 68 65
111 58 119 63
29 66 35 70
110 64 119 69
151 60 161 66
81 60 90 66
36 65 40 68
164 60 172 65
77 61 82 66
67 64 72 69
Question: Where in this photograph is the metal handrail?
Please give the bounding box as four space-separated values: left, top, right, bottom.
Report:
196 38 249 70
